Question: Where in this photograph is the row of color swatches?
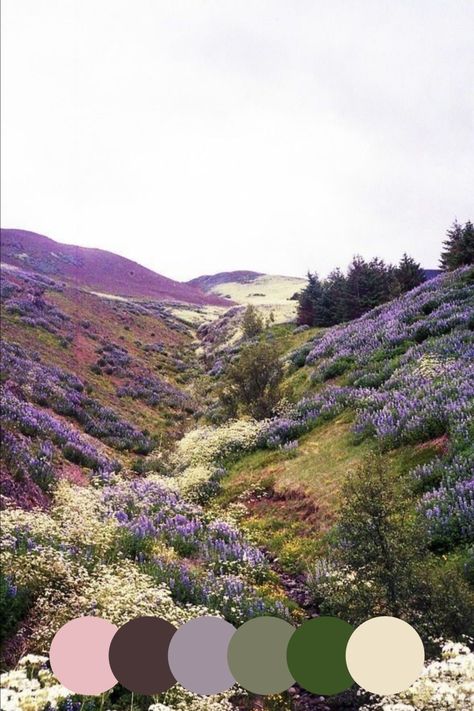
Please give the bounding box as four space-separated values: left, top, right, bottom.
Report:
49 615 425 697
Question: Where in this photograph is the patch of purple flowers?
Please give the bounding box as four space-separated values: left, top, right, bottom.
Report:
102 477 268 573
413 452 474 547
1 341 154 454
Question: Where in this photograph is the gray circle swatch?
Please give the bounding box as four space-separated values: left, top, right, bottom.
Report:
227 616 295 695
168 616 236 695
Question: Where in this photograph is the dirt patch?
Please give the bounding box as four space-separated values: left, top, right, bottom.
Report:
246 486 321 528
415 435 449 455
58 462 89 486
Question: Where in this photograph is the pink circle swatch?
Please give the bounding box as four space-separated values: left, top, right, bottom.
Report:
50 616 118 694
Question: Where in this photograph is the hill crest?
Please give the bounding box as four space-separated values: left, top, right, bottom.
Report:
0 229 231 306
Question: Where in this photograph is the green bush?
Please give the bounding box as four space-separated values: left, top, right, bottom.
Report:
0 573 30 646
308 453 474 648
220 341 284 419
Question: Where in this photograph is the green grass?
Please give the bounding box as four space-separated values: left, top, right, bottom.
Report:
209 274 306 324
214 412 443 573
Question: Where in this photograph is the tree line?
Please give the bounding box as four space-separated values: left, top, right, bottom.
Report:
297 220 473 328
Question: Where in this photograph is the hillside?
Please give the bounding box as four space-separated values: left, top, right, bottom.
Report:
210 267 474 574
1 259 473 711
0 260 208 509
189 270 306 323
188 270 264 292
0 229 231 306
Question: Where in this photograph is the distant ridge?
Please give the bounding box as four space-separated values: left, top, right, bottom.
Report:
0 229 231 306
187 270 264 292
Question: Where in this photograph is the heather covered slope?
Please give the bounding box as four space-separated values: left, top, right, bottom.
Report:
0 229 231 306
0 262 203 508
210 267 474 573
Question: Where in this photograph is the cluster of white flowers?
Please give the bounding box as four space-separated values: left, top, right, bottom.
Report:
2 482 119 563
1 655 236 711
174 420 262 470
0 655 71 711
53 481 119 555
362 641 474 710
82 561 211 628
175 465 219 503
172 420 263 502
153 683 236 711
1 507 61 548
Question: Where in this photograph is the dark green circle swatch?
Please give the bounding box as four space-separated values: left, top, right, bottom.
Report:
286 617 354 695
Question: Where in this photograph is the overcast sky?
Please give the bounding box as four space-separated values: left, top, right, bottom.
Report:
2 1 473 281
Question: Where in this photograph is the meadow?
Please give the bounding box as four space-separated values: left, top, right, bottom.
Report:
1 259 473 711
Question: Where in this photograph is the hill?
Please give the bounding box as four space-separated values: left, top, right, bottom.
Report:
209 267 474 573
0 229 230 306
1 252 473 711
187 270 263 291
189 270 306 322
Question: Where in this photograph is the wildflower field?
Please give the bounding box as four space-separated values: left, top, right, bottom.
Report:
1 260 473 711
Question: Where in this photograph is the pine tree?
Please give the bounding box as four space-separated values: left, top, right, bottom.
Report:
345 256 374 319
440 220 474 270
367 257 393 308
395 253 425 292
318 268 347 326
297 272 323 326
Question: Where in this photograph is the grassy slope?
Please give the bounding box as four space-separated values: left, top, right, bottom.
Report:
214 412 443 573
208 274 306 323
211 298 462 573
0 278 199 461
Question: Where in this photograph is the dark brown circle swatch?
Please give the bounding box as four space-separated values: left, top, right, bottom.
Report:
108 616 176 694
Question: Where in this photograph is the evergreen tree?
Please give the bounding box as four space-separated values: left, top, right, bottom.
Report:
296 272 323 326
344 256 374 319
367 257 393 308
440 220 474 270
318 268 347 326
395 253 425 292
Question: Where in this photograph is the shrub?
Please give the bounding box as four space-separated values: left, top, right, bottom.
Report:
307 454 474 646
241 304 264 339
220 341 284 419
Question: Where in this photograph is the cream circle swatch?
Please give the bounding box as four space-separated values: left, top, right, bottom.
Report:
50 616 118 695
168 616 236 694
345 616 425 695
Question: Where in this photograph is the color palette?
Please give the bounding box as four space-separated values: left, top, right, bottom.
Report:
49 614 425 697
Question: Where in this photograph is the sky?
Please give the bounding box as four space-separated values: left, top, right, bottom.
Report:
1 0 473 281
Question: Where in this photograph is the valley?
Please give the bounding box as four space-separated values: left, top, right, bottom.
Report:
1 229 473 711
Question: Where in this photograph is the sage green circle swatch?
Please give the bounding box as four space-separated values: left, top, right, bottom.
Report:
286 617 354 695
227 616 296 694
